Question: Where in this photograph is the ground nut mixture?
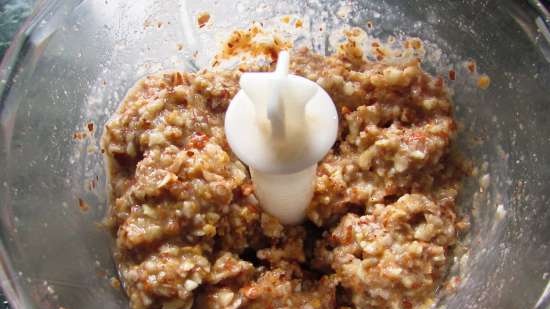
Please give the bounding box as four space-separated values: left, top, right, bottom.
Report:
102 26 469 309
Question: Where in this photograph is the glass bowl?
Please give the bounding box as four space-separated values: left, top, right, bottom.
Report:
0 0 549 308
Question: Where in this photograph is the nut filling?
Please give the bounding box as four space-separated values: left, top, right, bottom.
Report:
102 36 468 309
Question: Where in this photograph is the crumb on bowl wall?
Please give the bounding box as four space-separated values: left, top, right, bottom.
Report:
477 74 491 89
197 12 211 28
78 198 89 212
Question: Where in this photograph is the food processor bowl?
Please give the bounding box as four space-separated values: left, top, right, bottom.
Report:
0 0 549 308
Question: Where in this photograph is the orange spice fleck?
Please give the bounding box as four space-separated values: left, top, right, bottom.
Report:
241 286 260 299
448 69 456 81
73 131 86 140
197 12 210 28
410 39 422 49
477 74 491 89
467 60 476 73
78 198 89 212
